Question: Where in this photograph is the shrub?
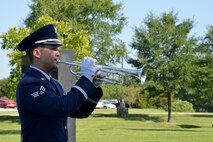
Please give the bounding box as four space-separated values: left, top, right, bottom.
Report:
172 100 194 112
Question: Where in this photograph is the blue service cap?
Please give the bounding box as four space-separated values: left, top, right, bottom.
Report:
17 24 63 52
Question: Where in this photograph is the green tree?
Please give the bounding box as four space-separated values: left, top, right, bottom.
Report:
128 11 197 122
102 84 122 100
0 78 9 97
123 86 141 108
0 15 91 98
0 27 28 99
25 0 127 64
189 26 213 111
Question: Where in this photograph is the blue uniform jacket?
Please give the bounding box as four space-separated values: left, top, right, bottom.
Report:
16 67 103 142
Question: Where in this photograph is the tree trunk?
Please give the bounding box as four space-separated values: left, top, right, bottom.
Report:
167 93 172 122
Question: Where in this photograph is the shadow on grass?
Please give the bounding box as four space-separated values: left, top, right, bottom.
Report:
0 115 20 124
125 128 202 132
0 116 20 135
178 124 201 128
191 114 213 118
0 130 20 135
92 113 164 122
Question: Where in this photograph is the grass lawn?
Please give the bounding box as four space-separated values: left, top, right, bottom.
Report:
0 108 213 142
0 111 20 142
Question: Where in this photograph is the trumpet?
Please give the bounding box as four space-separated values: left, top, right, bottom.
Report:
57 60 147 85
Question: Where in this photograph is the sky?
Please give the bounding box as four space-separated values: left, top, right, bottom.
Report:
0 0 213 79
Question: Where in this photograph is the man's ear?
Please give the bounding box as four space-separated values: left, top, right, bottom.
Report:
33 48 41 58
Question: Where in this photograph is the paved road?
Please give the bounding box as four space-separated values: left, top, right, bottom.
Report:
0 108 18 116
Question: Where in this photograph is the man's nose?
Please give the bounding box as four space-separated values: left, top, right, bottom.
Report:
56 50 60 57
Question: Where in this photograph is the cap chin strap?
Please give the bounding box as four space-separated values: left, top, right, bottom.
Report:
35 39 61 44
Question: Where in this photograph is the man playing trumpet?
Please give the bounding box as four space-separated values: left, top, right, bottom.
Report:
16 24 104 142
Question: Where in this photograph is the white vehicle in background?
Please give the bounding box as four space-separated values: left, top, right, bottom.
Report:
103 100 116 109
96 101 104 109
96 100 117 109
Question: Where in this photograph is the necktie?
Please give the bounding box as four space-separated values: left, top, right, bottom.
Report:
50 78 59 94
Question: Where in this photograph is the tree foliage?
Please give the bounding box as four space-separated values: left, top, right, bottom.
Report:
187 26 213 112
101 84 142 108
25 0 127 64
123 86 141 108
172 100 194 112
1 0 127 99
0 78 9 97
128 11 197 122
0 15 91 98
102 84 122 100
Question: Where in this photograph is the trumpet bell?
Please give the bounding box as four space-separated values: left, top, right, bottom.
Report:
97 64 147 85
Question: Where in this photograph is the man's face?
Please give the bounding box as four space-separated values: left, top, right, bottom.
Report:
33 44 60 74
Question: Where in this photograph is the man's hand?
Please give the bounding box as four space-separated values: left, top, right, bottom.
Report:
80 57 101 82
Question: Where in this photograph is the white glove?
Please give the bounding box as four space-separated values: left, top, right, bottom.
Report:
93 71 106 88
80 57 101 82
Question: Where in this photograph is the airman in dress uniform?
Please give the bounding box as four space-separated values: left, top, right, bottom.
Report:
16 24 104 142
